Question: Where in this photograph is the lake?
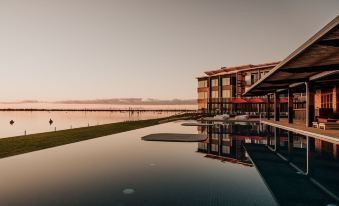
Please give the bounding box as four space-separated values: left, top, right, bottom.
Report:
0 111 179 138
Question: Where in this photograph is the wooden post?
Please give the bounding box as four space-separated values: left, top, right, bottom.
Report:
288 88 294 123
274 92 280 121
305 82 315 127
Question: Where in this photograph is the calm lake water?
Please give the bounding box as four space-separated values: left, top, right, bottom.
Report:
0 121 277 206
0 111 179 138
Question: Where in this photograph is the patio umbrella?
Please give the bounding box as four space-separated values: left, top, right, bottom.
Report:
266 98 288 103
231 98 247 113
248 98 265 103
279 98 288 103
231 98 248 103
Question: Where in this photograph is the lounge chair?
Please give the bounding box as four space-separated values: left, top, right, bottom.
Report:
234 114 249 120
318 121 339 130
202 114 230 122
312 122 319 128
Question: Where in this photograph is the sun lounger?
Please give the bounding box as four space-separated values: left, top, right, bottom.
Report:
234 115 249 120
318 122 339 130
312 122 319 128
202 114 229 122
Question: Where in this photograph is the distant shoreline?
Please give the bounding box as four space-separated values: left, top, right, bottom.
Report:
0 108 196 112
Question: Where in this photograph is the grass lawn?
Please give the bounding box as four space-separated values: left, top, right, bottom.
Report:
0 113 198 159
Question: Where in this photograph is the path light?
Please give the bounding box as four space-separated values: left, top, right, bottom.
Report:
9 120 14 125
49 118 53 125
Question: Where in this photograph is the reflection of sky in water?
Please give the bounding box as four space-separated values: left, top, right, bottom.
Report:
0 122 276 206
0 111 178 138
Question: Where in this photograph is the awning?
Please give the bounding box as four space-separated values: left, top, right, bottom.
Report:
243 16 339 96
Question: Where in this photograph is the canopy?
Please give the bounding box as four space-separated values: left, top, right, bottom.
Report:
244 16 339 96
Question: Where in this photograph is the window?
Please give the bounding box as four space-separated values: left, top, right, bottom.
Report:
198 80 207 88
321 89 333 108
212 91 219 98
222 90 231 98
211 79 219 87
251 73 259 84
198 92 208 99
222 77 230 85
245 74 251 85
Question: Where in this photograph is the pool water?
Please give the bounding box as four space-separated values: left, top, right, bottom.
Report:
0 121 277 206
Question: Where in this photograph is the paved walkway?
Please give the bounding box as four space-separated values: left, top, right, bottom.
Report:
261 119 339 144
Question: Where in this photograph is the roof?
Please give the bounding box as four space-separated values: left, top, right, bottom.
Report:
244 15 339 96
203 61 280 76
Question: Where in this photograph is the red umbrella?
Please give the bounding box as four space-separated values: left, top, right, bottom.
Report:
279 98 288 103
248 98 265 103
266 98 288 103
231 98 248 103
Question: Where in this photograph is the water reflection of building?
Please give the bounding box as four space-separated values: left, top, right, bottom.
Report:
264 126 339 197
197 124 268 167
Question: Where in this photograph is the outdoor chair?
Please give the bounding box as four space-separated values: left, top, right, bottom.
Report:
318 121 339 130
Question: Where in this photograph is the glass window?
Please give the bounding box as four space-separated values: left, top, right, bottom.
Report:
198 80 207 88
212 91 219 98
198 92 208 99
251 73 259 84
211 79 219 87
321 89 333 108
245 74 251 85
222 90 231 98
222 77 230 85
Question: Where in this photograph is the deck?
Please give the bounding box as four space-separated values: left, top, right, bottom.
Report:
261 119 339 144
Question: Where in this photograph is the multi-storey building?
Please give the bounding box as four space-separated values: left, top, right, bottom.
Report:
197 61 280 113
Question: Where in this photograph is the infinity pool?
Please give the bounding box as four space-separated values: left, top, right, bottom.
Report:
0 121 276 206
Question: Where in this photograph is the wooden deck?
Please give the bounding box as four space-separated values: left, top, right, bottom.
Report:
261 119 339 144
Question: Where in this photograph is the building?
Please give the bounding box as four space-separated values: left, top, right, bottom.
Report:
244 15 339 127
197 61 280 114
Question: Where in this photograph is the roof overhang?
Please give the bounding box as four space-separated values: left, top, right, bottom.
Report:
244 15 339 96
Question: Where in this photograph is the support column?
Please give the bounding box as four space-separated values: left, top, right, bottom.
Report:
274 92 280 121
219 76 222 114
305 82 315 127
266 94 270 120
288 88 294 123
208 77 212 114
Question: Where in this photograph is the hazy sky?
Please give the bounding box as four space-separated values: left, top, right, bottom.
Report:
0 0 338 101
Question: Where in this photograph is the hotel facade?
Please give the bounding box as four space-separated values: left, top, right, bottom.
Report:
197 62 282 114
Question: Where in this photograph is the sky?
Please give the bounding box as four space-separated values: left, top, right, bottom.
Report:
0 0 338 101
